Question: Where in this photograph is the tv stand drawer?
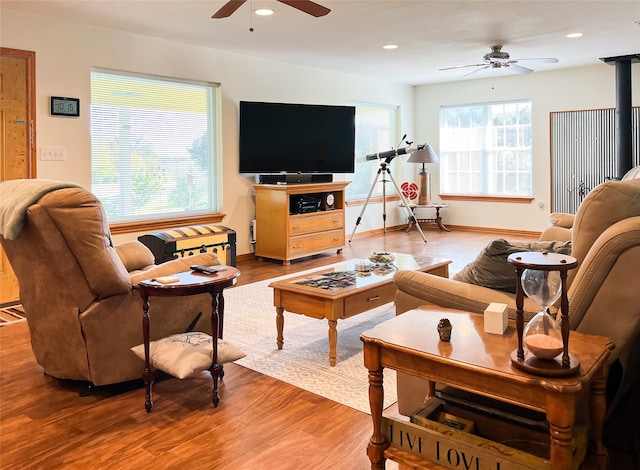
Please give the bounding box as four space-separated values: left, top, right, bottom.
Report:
289 212 344 235
288 230 344 256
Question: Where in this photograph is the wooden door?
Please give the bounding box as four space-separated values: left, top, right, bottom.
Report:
0 48 36 305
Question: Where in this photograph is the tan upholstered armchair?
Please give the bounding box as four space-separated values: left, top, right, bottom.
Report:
393 178 640 415
0 180 221 387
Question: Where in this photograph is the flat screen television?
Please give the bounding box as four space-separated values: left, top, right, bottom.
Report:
239 101 355 174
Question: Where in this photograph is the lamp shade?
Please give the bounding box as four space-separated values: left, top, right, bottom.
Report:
407 144 439 164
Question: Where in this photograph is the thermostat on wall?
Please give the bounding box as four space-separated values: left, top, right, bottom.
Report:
50 96 80 117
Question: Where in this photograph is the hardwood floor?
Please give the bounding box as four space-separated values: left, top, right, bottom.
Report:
1 228 637 469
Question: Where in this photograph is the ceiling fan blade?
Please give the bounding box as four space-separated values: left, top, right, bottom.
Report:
439 63 486 71
516 57 559 64
277 0 331 17
212 0 247 19
508 63 534 74
462 65 490 79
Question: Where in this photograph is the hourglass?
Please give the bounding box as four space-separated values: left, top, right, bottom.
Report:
521 269 563 359
507 251 580 376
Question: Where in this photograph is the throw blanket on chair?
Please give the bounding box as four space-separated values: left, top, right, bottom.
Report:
0 179 83 240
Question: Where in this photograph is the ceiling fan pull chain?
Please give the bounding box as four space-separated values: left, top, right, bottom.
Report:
249 0 254 32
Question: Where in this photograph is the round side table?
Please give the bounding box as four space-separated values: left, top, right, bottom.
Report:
138 267 240 412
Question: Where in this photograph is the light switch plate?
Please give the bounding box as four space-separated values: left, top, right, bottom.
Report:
40 147 66 161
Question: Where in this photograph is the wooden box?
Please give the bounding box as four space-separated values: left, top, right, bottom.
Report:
382 395 587 470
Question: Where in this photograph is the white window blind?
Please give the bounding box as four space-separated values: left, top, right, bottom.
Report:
440 100 532 196
90 69 221 223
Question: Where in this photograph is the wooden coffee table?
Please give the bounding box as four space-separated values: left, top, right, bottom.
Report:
361 306 614 469
269 253 451 366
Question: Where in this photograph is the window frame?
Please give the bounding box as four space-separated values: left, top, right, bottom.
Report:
90 68 224 234
439 99 533 201
345 101 400 203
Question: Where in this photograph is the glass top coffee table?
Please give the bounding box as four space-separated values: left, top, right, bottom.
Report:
269 253 451 366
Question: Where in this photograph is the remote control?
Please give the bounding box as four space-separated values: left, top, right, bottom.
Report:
190 265 228 275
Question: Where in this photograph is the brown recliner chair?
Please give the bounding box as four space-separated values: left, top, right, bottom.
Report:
0 181 222 386
393 178 640 415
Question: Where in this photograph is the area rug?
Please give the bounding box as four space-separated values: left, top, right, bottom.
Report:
222 269 397 414
0 304 26 326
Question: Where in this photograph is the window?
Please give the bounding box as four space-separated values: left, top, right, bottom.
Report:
345 102 398 199
440 100 532 196
90 69 221 224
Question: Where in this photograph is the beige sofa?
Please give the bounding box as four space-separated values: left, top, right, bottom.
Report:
0 182 222 387
393 178 640 415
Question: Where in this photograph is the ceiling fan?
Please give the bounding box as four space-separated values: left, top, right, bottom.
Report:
212 0 330 19
439 45 559 79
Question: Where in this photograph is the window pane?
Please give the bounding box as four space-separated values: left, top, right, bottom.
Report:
345 103 397 199
90 69 219 223
440 100 532 196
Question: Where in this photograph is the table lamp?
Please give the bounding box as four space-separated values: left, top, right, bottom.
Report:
407 144 439 205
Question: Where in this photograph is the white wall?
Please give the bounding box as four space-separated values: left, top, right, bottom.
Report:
2 9 415 255
414 64 640 232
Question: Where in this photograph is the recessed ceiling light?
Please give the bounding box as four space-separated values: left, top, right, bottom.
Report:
255 8 273 16
566 32 583 38
383 44 398 50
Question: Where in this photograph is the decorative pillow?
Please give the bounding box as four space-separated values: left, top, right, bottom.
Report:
131 332 246 379
452 239 572 293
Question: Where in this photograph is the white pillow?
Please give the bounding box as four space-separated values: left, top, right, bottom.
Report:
131 332 246 379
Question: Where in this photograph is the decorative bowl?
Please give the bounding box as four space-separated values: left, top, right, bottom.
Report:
369 252 395 265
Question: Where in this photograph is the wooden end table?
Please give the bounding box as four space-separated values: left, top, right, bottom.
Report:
269 254 451 366
138 267 240 412
360 306 614 469
402 203 451 232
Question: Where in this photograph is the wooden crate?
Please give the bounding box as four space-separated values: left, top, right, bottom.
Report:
382 397 587 470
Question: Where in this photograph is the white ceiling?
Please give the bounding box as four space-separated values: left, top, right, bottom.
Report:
2 0 639 85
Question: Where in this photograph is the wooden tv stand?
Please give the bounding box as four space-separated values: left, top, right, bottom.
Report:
253 182 350 265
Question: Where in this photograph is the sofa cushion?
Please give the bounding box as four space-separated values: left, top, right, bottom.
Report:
549 212 575 229
131 332 246 379
116 240 155 272
453 238 572 293
570 179 640 287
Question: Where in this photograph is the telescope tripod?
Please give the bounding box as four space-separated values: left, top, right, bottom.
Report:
349 160 427 243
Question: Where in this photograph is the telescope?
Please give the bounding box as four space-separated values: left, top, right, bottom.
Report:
364 144 425 162
352 143 429 244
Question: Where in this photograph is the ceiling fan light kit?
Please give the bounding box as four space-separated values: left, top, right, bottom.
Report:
440 45 559 79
